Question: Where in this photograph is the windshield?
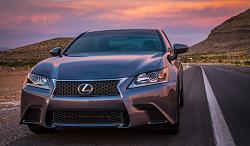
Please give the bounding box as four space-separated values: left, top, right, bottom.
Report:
64 30 163 55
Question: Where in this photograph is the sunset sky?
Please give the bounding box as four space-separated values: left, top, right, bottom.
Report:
0 0 249 50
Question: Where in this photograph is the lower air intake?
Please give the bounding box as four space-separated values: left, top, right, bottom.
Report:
51 110 128 126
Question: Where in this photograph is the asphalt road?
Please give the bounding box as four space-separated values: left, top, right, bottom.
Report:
0 65 250 146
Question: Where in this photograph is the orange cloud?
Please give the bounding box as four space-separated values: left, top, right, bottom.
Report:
90 0 250 21
0 0 249 48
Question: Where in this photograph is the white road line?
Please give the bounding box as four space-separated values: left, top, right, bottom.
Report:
200 66 235 146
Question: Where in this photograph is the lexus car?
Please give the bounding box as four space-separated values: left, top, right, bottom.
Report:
20 29 189 134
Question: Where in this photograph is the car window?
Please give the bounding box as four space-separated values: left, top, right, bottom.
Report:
162 31 174 55
64 30 163 55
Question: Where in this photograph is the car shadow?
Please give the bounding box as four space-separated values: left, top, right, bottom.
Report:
8 127 174 146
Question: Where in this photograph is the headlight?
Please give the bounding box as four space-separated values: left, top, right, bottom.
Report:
129 68 168 88
25 73 50 89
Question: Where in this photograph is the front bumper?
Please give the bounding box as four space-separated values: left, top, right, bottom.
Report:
20 77 178 128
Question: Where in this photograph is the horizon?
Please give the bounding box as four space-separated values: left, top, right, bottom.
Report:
0 0 250 51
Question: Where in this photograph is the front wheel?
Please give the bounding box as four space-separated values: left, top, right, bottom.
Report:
159 101 180 134
28 124 55 134
166 122 179 134
179 87 184 107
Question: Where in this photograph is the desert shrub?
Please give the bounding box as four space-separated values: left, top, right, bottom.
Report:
243 61 250 66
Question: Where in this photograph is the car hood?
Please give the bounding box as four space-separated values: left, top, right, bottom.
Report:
32 53 163 80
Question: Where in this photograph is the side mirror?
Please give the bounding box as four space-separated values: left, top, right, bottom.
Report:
173 44 189 54
49 47 61 56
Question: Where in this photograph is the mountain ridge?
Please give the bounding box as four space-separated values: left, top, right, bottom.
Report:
0 9 250 66
0 37 74 66
189 8 250 54
0 47 11 52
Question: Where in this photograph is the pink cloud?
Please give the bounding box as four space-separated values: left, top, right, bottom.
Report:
31 14 61 24
0 0 249 48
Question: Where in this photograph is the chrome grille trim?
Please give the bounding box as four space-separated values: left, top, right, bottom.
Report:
51 78 127 97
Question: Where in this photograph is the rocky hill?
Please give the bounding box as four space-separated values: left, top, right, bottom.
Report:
0 9 250 67
0 37 74 66
0 47 10 51
190 8 250 54
185 9 250 66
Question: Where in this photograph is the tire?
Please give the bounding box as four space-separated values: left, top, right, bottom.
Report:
179 87 184 107
28 124 55 134
179 71 184 107
167 121 179 134
159 96 180 134
158 119 179 134
166 104 180 134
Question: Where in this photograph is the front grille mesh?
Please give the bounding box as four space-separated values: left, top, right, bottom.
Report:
54 80 120 96
52 110 124 124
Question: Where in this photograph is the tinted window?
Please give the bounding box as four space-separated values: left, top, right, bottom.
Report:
64 30 163 55
162 31 173 54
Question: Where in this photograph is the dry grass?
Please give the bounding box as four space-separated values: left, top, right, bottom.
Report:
182 51 250 66
0 37 73 67
0 67 30 102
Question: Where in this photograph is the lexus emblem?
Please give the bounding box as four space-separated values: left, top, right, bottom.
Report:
78 83 93 94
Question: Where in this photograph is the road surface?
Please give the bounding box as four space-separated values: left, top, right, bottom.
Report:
0 65 250 146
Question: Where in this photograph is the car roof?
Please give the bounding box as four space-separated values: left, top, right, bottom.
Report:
87 28 162 33
82 29 163 37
